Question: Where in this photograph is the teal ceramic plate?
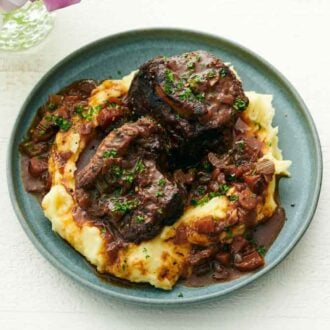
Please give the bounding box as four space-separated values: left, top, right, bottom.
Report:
8 29 322 305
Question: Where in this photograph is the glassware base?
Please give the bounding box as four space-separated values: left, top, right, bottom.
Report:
0 0 54 51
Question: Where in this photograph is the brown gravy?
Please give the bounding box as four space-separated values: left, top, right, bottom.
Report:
20 154 47 202
182 207 285 288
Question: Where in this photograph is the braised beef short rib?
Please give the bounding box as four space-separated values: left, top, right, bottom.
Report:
127 50 248 149
75 117 185 243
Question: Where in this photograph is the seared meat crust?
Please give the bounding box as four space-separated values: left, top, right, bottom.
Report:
75 117 184 243
127 50 248 148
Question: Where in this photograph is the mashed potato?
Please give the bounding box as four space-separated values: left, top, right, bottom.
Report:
42 73 291 290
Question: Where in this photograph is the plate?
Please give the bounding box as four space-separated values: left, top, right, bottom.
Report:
7 28 322 305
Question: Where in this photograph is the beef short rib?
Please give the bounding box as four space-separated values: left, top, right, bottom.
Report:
75 117 184 243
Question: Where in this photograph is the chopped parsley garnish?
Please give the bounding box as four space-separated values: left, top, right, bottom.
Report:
209 191 221 199
178 292 184 298
192 184 230 206
219 68 227 78
187 62 195 70
113 199 139 213
188 74 203 88
179 87 193 101
75 105 102 121
246 236 267 256
165 69 174 82
194 194 210 206
134 159 145 173
179 87 206 103
158 178 166 187
122 261 127 271
46 115 72 132
256 245 267 256
219 184 230 195
102 149 117 158
164 69 175 94
195 92 205 102
47 102 56 111
74 105 84 116
202 161 212 172
224 227 233 238
176 80 184 89
164 83 173 94
233 98 248 112
111 165 122 178
123 174 134 183
254 121 262 130
107 102 117 108
191 199 198 206
101 227 107 234
235 140 245 153
142 247 150 259
135 215 145 224
108 160 144 183
197 186 206 195
156 191 164 198
228 195 239 201
207 69 216 78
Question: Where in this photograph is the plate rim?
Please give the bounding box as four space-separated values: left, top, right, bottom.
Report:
7 27 323 305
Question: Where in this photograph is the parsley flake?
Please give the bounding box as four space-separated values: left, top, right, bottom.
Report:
113 199 139 213
158 178 166 187
47 102 56 111
123 174 134 183
219 184 230 195
256 245 267 256
207 69 216 78
135 215 145 224
191 199 198 206
235 140 245 153
224 227 233 238
233 98 248 112
219 68 227 78
75 105 102 121
46 115 72 132
187 62 195 70
202 161 212 172
134 159 145 173
102 149 117 158
156 191 164 198
110 165 122 178
165 69 174 82
179 87 193 101
142 247 150 259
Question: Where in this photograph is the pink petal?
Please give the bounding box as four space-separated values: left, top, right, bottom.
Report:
43 0 81 12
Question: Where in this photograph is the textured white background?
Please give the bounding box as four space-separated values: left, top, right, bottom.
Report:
1 0 329 329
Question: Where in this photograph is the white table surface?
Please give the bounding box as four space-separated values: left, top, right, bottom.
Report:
1 0 329 329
